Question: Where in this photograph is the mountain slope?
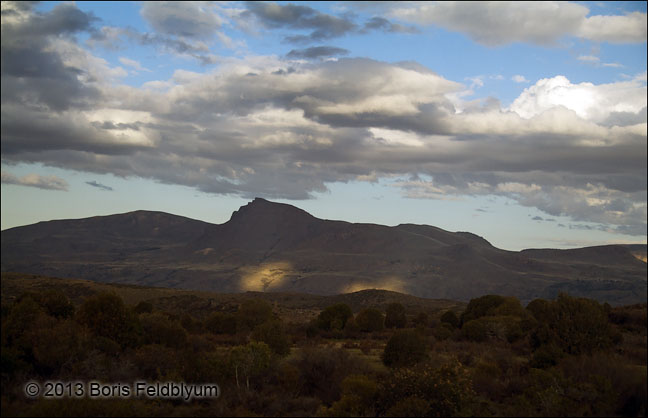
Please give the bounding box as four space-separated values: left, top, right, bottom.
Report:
1 198 646 305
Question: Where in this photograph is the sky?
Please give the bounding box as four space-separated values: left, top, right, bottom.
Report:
1 1 646 251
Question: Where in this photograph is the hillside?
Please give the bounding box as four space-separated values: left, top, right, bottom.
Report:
1 198 646 305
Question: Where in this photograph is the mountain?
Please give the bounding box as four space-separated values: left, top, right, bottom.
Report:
2 198 646 305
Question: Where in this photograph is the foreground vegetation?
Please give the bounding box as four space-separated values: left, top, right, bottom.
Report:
1 276 646 417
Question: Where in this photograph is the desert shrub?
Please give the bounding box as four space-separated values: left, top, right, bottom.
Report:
321 374 379 417
229 341 273 390
412 312 430 327
378 360 474 417
28 317 82 375
383 329 428 367
134 344 180 379
552 294 613 355
180 313 203 334
343 317 361 338
251 320 291 356
433 323 454 341
236 299 274 332
461 316 526 343
529 344 564 369
133 300 153 314
205 311 237 335
440 310 460 329
385 396 430 417
38 290 75 319
384 303 407 329
461 319 489 342
93 336 121 356
139 312 187 349
316 303 353 331
3 296 44 347
182 350 228 383
293 346 361 403
461 295 526 326
526 298 553 323
76 292 138 347
355 308 384 332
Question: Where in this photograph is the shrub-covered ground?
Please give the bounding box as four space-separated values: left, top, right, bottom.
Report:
1 281 645 417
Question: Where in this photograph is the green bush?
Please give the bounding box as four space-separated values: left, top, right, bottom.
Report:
440 310 460 328
378 361 474 417
205 311 237 335
355 308 384 332
384 303 407 328
383 329 428 367
316 303 353 331
251 320 291 356
139 312 187 349
76 292 138 347
236 299 274 332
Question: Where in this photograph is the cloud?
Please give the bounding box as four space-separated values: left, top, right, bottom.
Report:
119 57 150 72
390 2 646 46
245 1 357 43
532 216 544 221
1 2 101 112
578 55 600 62
287 46 349 59
1 171 68 191
140 1 222 39
362 16 418 34
0 3 646 237
577 11 647 43
86 180 113 191
509 75 647 124
512 75 529 83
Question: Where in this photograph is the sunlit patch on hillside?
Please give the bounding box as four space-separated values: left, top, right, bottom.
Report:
239 261 294 291
342 276 407 294
195 247 215 255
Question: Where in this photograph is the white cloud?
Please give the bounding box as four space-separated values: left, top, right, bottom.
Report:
511 75 529 83
390 2 646 46
118 57 150 72
1 171 69 191
577 55 600 62
577 11 647 43
509 75 647 123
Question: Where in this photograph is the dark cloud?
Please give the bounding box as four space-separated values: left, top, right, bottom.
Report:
140 2 221 39
532 216 543 221
287 46 349 59
86 180 113 191
1 3 101 111
245 2 357 42
363 17 419 34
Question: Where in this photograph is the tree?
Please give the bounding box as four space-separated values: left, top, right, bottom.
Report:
205 311 237 335
251 320 291 356
229 341 272 390
236 299 274 332
355 308 384 332
139 312 187 349
440 310 459 329
317 303 353 331
552 293 612 355
382 330 428 367
384 303 407 329
76 292 138 347
379 361 474 417
38 290 75 319
460 295 506 324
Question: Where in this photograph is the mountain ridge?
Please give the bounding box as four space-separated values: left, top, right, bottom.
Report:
1 198 646 305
